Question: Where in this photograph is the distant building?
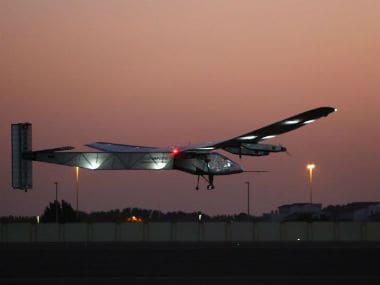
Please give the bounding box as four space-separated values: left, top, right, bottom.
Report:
266 203 322 222
369 203 380 216
323 202 380 222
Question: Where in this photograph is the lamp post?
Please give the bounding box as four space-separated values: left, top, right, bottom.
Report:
54 182 58 223
245 181 251 218
306 163 316 204
75 166 79 218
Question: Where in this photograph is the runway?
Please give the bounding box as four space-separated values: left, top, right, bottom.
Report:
1 242 379 284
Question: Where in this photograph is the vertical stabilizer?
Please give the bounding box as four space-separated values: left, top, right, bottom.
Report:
11 123 32 190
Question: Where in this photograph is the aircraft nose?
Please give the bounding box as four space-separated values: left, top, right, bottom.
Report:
230 160 243 173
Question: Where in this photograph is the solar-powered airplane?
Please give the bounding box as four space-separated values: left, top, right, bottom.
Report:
12 106 336 191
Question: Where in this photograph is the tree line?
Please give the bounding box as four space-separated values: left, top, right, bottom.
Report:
1 200 379 223
0 200 257 223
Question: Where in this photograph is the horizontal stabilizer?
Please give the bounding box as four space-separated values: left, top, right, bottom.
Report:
34 146 75 152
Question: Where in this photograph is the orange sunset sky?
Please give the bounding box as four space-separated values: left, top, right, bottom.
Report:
0 0 379 216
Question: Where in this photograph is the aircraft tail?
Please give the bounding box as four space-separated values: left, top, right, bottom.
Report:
11 123 32 190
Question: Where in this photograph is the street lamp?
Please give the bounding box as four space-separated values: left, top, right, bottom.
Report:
245 181 251 218
75 166 79 218
306 163 316 204
54 182 58 223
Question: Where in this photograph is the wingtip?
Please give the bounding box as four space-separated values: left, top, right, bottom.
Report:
320 106 338 117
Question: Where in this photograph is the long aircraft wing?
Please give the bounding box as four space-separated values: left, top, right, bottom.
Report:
216 106 336 146
180 106 337 152
86 142 171 153
86 106 336 153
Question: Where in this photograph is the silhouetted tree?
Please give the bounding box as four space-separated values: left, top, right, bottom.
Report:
0 216 35 223
40 200 77 223
61 200 77 223
40 201 58 223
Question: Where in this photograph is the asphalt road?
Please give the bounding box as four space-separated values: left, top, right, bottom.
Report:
1 242 379 284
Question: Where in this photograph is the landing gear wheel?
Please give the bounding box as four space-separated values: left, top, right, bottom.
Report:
195 173 215 190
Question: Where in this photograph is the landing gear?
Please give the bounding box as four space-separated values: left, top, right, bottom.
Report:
207 174 214 190
195 175 200 190
195 174 215 190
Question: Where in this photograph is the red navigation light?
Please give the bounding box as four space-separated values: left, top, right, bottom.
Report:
172 148 179 155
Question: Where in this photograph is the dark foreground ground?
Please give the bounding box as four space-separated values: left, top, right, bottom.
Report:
1 242 379 284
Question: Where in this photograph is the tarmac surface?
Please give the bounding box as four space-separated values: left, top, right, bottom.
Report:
1 242 380 284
